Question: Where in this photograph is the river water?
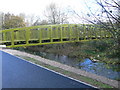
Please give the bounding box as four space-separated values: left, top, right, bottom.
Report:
33 51 120 81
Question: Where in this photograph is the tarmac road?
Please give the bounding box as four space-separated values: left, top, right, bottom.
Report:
1 51 97 88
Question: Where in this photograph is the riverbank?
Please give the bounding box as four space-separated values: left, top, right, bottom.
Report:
15 39 119 65
1 48 119 88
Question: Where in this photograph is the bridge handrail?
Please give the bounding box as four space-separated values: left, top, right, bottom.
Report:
0 24 113 48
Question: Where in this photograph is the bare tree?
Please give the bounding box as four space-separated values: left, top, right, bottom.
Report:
0 12 4 30
40 20 48 25
94 0 120 63
86 0 120 58
45 3 68 24
70 0 120 59
72 0 119 37
91 0 120 42
25 14 41 26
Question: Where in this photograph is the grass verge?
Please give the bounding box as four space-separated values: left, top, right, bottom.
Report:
16 55 113 88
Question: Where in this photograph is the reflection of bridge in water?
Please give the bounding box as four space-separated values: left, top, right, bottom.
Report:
0 24 113 48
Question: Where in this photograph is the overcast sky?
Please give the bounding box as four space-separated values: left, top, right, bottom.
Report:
0 0 100 23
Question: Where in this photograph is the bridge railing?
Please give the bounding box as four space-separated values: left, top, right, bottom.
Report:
0 24 113 48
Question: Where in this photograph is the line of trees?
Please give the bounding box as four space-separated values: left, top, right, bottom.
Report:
0 3 69 30
44 3 68 24
0 1 119 32
71 0 119 40
1 1 119 62
84 0 120 58
0 13 26 29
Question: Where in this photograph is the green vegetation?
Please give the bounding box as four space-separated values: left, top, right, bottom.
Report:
16 55 113 88
1 13 25 29
15 38 120 65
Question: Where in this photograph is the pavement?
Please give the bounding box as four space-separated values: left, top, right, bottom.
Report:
1 50 97 88
1 48 119 88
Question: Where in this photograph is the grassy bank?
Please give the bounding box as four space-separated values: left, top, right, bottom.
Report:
14 39 120 65
16 55 113 88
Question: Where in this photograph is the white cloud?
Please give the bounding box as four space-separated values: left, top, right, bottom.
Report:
0 0 89 15
0 0 101 23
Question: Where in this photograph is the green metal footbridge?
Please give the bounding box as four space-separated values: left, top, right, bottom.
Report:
0 24 113 48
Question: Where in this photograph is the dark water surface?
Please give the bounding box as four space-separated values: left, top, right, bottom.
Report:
34 52 120 80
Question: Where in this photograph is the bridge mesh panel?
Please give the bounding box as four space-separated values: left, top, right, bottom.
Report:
14 31 19 41
52 26 60 39
30 28 39 40
79 26 84 39
16 30 26 41
52 27 57 39
41 27 50 40
0 24 114 47
5 31 11 42
62 27 69 39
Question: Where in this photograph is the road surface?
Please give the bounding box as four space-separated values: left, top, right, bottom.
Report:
1 50 97 88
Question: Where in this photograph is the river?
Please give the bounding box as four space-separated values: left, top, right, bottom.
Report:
16 48 120 81
33 51 120 81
